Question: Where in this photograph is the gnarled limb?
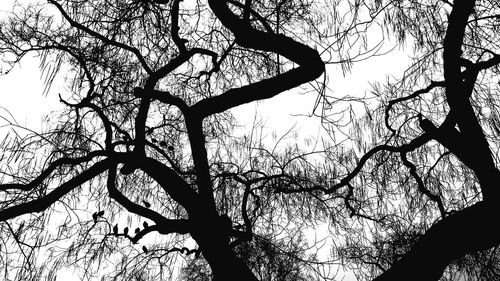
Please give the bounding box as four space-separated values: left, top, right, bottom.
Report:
192 0 325 119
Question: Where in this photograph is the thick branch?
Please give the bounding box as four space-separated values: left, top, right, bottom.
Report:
192 0 324 119
184 116 218 212
128 48 217 170
0 159 112 221
129 223 191 244
442 0 498 199
106 165 191 237
374 202 500 280
136 156 198 213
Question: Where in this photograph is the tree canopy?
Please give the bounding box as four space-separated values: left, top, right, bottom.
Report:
1 0 500 280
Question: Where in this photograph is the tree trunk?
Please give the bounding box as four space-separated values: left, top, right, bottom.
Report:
203 243 258 281
191 224 259 281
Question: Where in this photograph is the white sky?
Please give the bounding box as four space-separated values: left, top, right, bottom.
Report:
0 1 410 280
0 0 62 134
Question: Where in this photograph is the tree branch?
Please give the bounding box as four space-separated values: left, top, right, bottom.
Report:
136 156 198 213
400 152 447 217
374 202 500 280
0 159 112 221
192 0 325 119
442 0 499 200
385 81 445 133
106 165 191 238
0 151 106 192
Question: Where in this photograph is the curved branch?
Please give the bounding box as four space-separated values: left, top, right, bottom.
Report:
145 48 217 88
171 0 187 53
274 133 432 194
60 98 114 150
129 48 217 169
400 152 446 217
325 134 432 194
135 88 189 114
192 0 325 119
385 81 445 133
106 166 190 243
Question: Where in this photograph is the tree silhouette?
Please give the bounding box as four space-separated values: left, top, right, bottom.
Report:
0 0 329 280
2 0 500 280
